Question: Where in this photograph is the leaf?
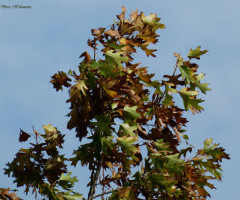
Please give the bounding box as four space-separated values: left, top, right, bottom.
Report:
117 6 127 21
117 136 139 157
86 72 97 88
130 9 138 21
179 87 198 96
179 65 192 83
145 107 154 120
153 82 163 95
188 46 208 60
149 174 165 192
0 188 21 200
174 53 183 66
99 60 119 78
141 12 159 26
111 103 118 110
41 185 60 200
179 88 204 111
104 30 121 39
101 136 115 155
191 73 211 94
43 124 58 135
119 123 137 136
50 71 72 91
136 69 154 84
108 43 126 50
123 105 141 120
203 138 215 150
92 114 114 135
153 139 172 152
69 80 88 99
105 50 128 66
63 193 83 200
59 172 78 189
70 145 90 167
179 147 192 157
19 129 31 142
79 51 91 62
140 41 157 57
90 60 101 69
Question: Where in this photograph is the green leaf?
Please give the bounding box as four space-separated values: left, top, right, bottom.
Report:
165 83 178 94
141 12 159 26
91 61 101 69
117 136 139 159
165 154 184 167
105 50 128 67
191 73 211 94
108 43 126 50
70 145 90 167
123 105 141 120
63 193 83 200
179 87 198 96
43 124 58 134
101 136 115 155
179 88 203 111
153 139 172 152
86 72 97 88
149 174 165 192
144 107 154 119
111 103 118 110
187 46 208 60
92 114 114 135
99 59 118 78
179 147 192 157
59 172 78 189
179 65 192 83
119 123 137 136
41 185 60 200
154 83 163 95
183 134 189 140
203 138 218 151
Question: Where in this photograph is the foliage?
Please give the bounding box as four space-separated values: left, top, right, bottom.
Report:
3 6 229 200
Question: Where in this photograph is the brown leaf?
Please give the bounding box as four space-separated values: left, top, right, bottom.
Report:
79 51 91 62
50 71 72 91
173 127 182 142
119 38 136 54
132 14 144 29
117 6 127 21
130 9 138 21
0 188 21 200
91 29 101 36
19 129 31 142
140 41 157 57
104 30 121 39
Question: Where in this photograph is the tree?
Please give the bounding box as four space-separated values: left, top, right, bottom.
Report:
2 6 230 200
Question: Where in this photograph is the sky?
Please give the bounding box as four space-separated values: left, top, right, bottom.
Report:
0 0 239 199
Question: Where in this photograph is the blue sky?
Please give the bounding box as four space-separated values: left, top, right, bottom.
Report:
1 0 239 199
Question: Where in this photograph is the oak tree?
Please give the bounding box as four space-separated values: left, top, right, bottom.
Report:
3 6 230 200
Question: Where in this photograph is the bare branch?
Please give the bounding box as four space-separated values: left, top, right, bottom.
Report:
93 190 114 199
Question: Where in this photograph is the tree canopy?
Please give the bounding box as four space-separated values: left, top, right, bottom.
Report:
2 6 230 200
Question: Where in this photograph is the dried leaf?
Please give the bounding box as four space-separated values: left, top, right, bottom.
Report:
19 129 31 142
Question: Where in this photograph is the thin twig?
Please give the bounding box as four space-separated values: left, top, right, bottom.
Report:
93 190 114 199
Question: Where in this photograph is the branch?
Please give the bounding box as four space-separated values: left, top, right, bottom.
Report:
87 160 102 200
93 190 114 199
